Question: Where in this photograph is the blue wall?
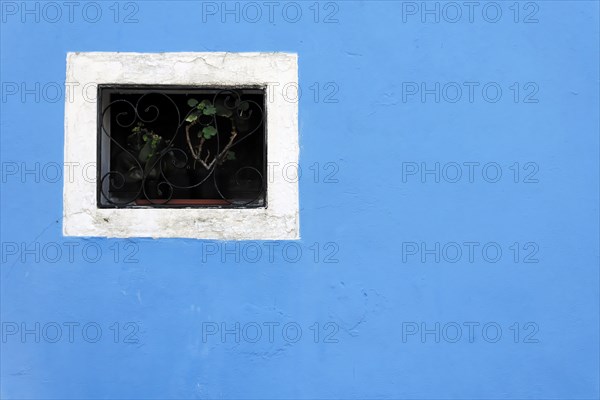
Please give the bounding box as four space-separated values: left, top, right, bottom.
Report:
1 1 599 398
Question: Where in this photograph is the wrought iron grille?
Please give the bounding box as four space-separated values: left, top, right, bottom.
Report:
97 86 267 208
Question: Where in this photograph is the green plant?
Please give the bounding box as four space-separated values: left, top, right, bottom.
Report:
131 122 163 161
184 98 238 170
110 122 167 187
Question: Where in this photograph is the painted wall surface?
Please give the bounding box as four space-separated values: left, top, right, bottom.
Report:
1 1 599 399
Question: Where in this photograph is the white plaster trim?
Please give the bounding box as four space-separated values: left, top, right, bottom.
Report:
63 52 299 240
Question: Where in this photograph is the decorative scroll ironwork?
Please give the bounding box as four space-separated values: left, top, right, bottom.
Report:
98 88 266 208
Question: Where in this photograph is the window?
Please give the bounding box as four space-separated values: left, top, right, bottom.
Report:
64 52 299 240
97 86 267 208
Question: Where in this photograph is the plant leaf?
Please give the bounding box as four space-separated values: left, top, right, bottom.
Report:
203 105 217 115
202 126 217 139
185 113 198 123
187 98 199 107
138 141 152 163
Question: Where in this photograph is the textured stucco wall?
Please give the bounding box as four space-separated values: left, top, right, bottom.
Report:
1 1 599 399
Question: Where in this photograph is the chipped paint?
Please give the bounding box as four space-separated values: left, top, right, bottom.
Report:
63 52 299 240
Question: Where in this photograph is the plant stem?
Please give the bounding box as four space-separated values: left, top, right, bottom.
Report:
186 122 238 170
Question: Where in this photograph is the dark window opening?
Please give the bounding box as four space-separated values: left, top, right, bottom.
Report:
97 86 266 208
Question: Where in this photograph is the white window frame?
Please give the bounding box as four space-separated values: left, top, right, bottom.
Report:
63 52 299 240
